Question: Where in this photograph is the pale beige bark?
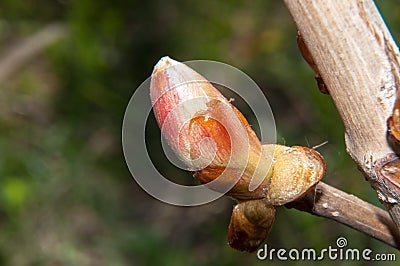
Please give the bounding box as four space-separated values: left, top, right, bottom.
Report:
283 0 400 238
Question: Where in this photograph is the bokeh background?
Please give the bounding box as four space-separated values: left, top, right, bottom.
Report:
0 0 399 265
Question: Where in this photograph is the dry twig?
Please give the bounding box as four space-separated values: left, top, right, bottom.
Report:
286 182 400 249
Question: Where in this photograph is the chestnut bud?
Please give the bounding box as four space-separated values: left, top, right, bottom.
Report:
150 56 326 252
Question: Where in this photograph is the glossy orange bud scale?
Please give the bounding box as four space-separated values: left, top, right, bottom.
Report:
150 56 267 195
150 56 326 252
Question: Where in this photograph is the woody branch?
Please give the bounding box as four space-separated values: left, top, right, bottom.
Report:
283 0 400 243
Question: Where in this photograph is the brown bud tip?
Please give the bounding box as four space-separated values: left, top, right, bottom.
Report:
152 56 179 74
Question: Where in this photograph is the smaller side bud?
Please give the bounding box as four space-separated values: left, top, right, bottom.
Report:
228 200 276 252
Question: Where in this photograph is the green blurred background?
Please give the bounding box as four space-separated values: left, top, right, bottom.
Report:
0 0 399 265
